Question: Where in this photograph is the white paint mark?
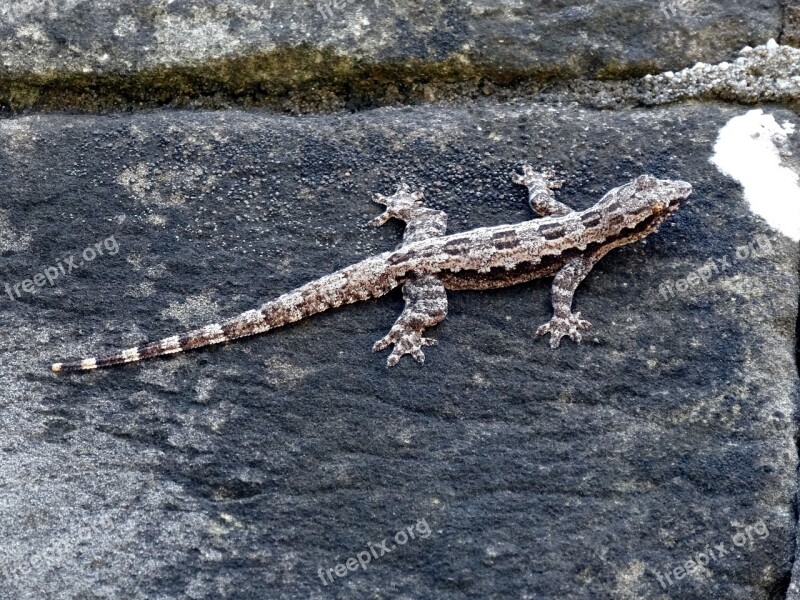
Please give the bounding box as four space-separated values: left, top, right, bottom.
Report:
710 109 800 241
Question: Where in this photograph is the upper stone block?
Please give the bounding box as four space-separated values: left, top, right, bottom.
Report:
0 0 783 77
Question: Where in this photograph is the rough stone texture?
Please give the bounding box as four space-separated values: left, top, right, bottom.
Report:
536 40 800 110
0 102 797 598
0 2 793 114
0 1 783 76
636 40 800 105
785 0 800 47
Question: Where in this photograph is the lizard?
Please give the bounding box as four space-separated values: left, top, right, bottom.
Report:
51 163 692 372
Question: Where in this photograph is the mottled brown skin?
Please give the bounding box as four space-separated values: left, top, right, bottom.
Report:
51 164 692 372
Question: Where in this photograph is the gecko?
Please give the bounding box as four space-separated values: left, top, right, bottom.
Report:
51 164 692 372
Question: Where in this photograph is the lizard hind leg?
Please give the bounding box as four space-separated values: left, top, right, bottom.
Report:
370 183 447 245
373 275 448 366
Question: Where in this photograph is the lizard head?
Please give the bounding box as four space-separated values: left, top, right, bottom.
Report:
596 174 692 238
632 174 692 215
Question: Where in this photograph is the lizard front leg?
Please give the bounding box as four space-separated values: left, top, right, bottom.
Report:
536 254 600 348
512 163 573 217
371 183 449 365
373 275 447 366
370 183 447 245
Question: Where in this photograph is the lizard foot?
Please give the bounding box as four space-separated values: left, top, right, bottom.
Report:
373 328 438 367
511 163 565 191
536 312 592 349
369 183 425 227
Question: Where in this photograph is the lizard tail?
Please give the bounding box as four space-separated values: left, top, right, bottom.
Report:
52 255 398 372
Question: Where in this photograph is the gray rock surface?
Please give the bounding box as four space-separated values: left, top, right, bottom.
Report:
0 0 788 112
786 0 800 47
0 102 797 598
0 0 781 73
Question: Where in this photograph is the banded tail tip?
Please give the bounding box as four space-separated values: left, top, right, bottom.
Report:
51 358 98 373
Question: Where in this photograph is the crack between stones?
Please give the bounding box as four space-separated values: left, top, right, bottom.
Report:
0 43 796 116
